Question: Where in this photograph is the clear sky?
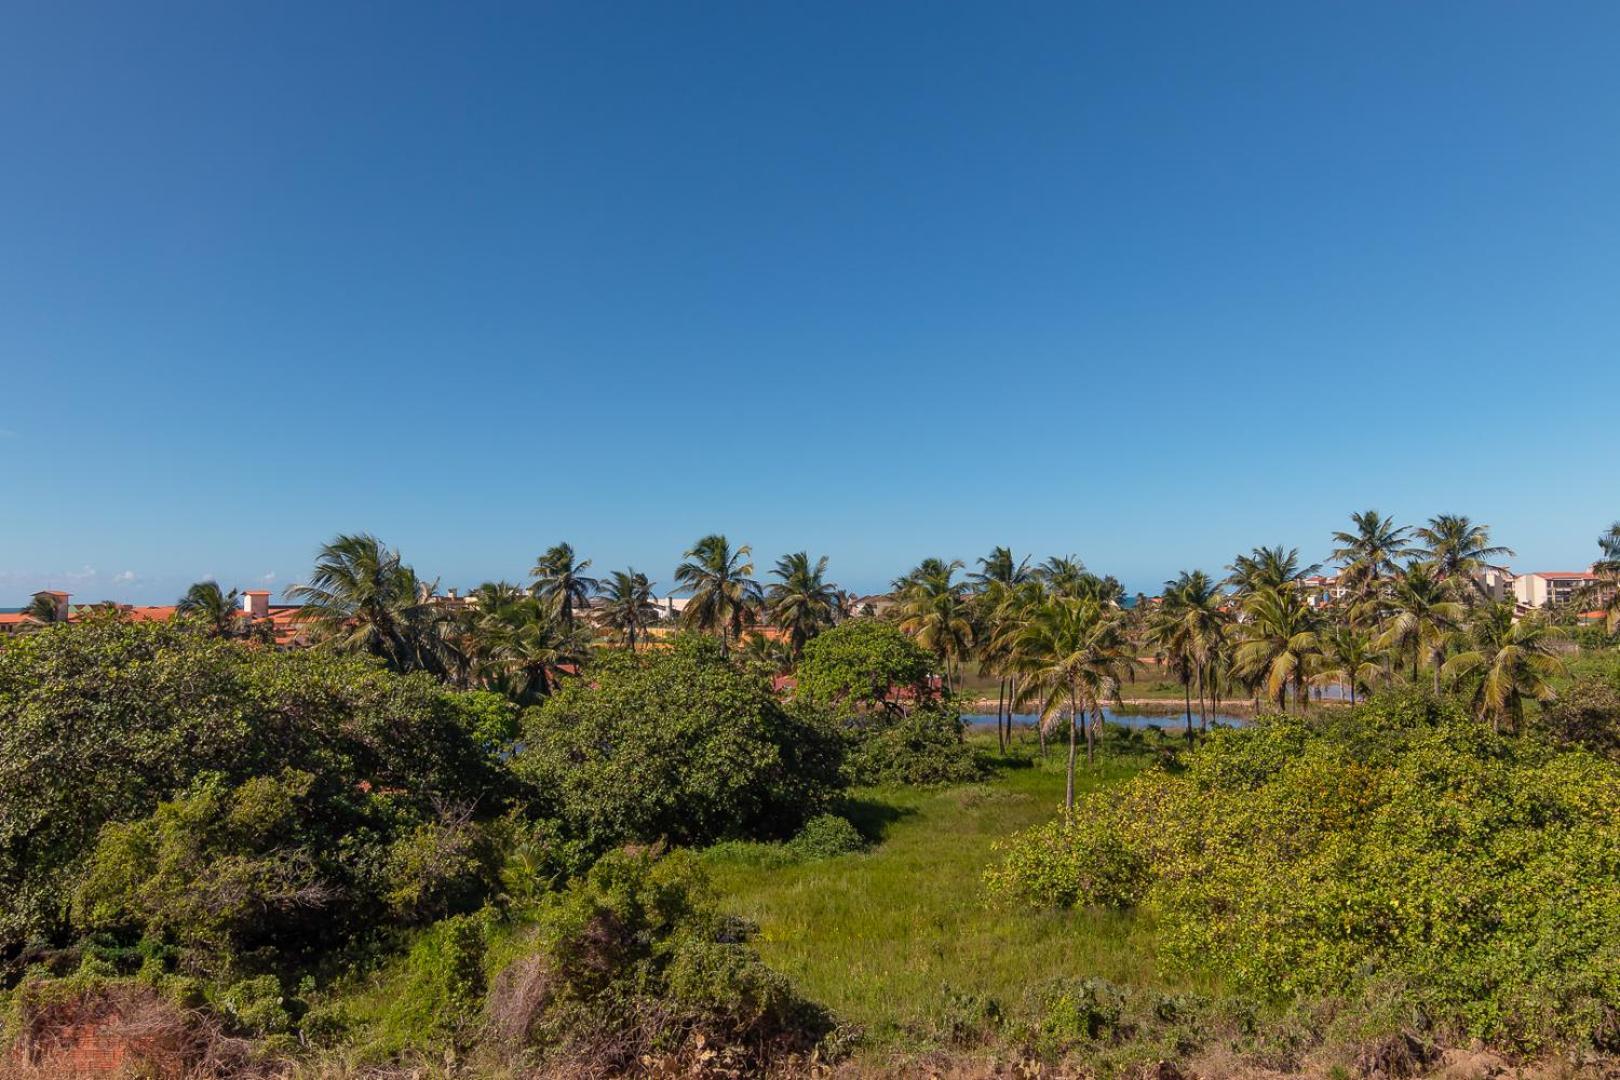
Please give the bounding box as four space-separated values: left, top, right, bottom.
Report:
3 2 1619 604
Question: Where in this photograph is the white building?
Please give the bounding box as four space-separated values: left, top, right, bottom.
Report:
1512 570 1599 610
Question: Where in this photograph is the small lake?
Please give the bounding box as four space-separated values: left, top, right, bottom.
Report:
963 709 1248 731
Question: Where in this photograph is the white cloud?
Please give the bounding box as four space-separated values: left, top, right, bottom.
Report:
113 570 138 584
259 571 278 585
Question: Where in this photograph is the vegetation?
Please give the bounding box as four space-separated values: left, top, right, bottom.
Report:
990 692 1620 1050
3 512 1619 1076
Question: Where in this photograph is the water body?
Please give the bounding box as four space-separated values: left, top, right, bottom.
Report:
963 709 1247 731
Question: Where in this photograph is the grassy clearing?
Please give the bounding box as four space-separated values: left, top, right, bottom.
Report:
705 733 1205 1056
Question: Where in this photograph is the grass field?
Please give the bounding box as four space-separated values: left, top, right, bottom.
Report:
703 733 1206 1059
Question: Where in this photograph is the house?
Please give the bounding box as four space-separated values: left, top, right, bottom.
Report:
1513 570 1601 610
0 588 309 646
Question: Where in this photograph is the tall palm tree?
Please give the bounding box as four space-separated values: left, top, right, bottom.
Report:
1330 510 1411 625
969 546 1032 593
1159 570 1230 731
1233 585 1322 711
285 533 451 675
1413 514 1514 602
1226 545 1320 597
597 569 659 651
765 552 841 658
530 542 599 627
674 534 763 653
1582 522 1620 634
893 558 972 689
177 580 242 638
970 547 1033 750
1312 625 1383 706
1011 598 1132 811
1375 562 1463 693
1442 603 1566 732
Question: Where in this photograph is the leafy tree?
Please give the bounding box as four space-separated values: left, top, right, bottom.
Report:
597 568 659 650
674 534 763 653
0 618 510 951
793 619 934 714
176 580 242 638
516 636 842 849
530 542 598 627
764 551 841 658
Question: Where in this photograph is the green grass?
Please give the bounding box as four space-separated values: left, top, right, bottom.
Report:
704 736 1199 1054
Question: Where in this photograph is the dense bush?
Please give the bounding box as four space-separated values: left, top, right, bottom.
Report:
515 635 844 848
0 619 514 953
72 769 501 975
989 691 1620 1050
1538 671 1620 759
504 845 833 1072
788 814 866 860
794 620 935 712
843 707 990 786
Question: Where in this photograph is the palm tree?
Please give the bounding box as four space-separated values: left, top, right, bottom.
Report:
597 569 659 650
970 547 1033 750
1233 585 1321 711
765 552 841 658
1330 510 1411 625
1165 570 1230 732
476 595 590 705
893 558 972 689
1011 598 1132 812
18 592 69 632
285 533 451 675
1226 545 1320 598
530 542 599 627
1312 625 1382 705
969 546 1032 593
1581 522 1620 634
1413 514 1514 602
1442 603 1566 732
1375 562 1463 692
177 580 241 638
674 534 763 653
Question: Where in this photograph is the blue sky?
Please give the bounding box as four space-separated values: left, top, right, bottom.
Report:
3 2 1619 604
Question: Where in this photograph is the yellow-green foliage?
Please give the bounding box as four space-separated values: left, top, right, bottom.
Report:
989 692 1620 1050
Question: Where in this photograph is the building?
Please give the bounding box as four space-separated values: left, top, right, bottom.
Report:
1513 570 1600 610
0 588 309 645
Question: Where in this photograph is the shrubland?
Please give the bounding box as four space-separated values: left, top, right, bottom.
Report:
989 690 1620 1052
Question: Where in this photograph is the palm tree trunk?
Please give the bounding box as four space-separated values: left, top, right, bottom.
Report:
1183 679 1193 744
1065 690 1079 818
1084 706 1095 764
1197 664 1208 733
994 678 1006 753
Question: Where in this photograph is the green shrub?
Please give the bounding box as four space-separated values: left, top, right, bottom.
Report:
384 813 501 924
515 636 844 848
1538 673 1620 759
0 618 512 952
788 814 865 860
989 691 1620 1050
794 620 935 712
843 707 990 786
